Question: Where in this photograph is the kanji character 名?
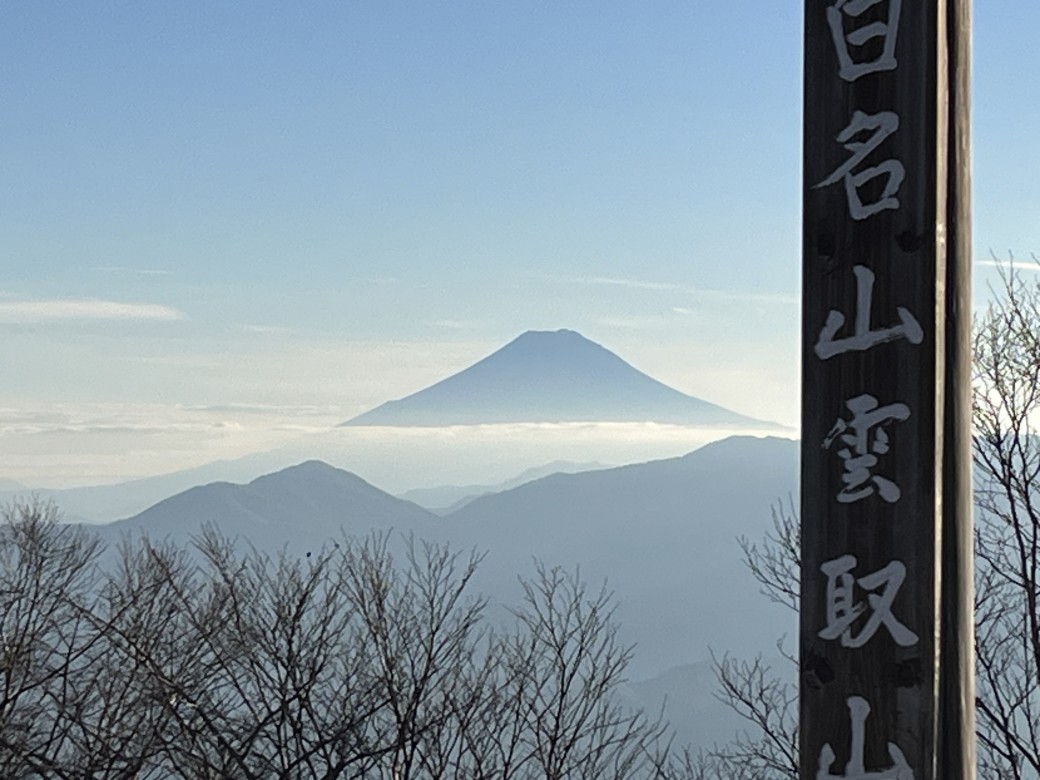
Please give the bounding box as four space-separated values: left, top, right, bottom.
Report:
816 111 905 220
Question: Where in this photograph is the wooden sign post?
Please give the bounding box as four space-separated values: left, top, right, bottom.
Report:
799 1 974 778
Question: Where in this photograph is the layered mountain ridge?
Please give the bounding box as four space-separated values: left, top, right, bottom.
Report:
82 435 798 754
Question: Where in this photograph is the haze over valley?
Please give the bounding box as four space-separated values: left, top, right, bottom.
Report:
2 331 786 519
3 4 1034 770
4 330 795 752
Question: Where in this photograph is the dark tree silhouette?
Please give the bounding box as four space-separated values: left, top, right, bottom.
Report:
1 504 685 779
701 260 1040 779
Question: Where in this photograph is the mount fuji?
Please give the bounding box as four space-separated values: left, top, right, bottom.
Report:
342 329 773 427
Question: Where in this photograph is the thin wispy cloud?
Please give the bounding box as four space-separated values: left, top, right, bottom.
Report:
0 299 186 323
976 255 1040 271
594 314 674 330
182 403 342 417
432 319 483 330
90 266 172 276
576 276 684 292
242 324 294 335
562 276 798 305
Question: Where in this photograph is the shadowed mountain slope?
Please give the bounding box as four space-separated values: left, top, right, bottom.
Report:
103 460 436 551
1 451 292 525
84 435 798 751
343 329 772 427
93 436 798 680
439 435 799 676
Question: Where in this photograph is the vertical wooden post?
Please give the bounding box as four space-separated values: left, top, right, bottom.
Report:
938 0 975 775
800 1 973 777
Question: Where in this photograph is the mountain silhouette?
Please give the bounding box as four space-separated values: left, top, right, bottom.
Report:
437 435 798 676
102 460 435 551
342 329 772 427
86 435 798 753
397 459 610 514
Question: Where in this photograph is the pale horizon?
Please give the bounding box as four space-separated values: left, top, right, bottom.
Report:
2 2 1037 488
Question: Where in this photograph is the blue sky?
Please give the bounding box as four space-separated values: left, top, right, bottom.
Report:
2 2 1038 486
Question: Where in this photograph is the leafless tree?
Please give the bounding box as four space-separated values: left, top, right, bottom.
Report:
651 744 770 780
972 257 1040 780
688 501 800 780
336 533 489 779
1 505 701 778
706 648 797 780
123 530 394 779
499 563 669 780
0 498 133 778
702 259 1040 779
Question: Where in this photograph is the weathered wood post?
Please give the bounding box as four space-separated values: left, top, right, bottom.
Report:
799 0 974 777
